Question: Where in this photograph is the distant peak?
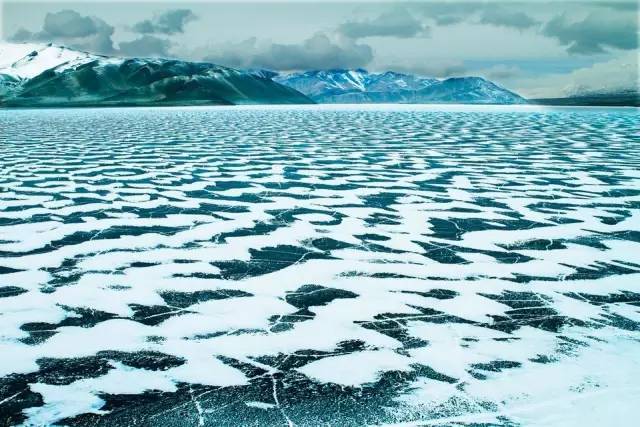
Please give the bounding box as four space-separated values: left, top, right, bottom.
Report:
444 76 487 82
273 67 525 104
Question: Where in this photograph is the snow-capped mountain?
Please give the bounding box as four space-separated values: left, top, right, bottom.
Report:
268 69 438 103
270 69 525 104
0 42 526 107
413 76 526 104
0 42 312 107
0 42 103 79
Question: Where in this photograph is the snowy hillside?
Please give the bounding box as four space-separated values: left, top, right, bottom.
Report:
0 42 526 106
0 42 104 79
0 42 312 107
271 69 525 104
270 69 438 102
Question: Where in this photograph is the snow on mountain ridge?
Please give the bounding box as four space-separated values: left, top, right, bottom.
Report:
0 42 313 107
0 42 101 79
272 70 525 104
0 42 284 91
0 42 525 106
271 69 438 100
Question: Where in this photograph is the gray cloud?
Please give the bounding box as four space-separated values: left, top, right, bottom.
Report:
384 59 467 78
9 8 190 58
338 8 428 39
594 1 639 11
42 9 101 38
132 9 196 35
418 3 539 31
415 2 483 26
481 64 522 80
10 28 36 42
433 15 465 26
543 11 638 54
263 34 373 69
200 38 258 69
204 33 373 71
514 51 638 98
10 9 115 54
119 35 171 57
479 9 538 30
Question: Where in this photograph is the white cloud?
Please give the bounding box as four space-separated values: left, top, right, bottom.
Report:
202 33 373 71
338 8 429 39
514 51 639 98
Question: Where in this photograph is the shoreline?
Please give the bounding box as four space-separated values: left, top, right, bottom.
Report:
0 103 638 112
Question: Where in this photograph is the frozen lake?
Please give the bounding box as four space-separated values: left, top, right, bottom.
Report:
0 105 639 426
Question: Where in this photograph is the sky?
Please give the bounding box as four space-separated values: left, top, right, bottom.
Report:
1 0 638 97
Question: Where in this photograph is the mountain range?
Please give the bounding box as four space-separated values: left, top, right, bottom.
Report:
268 69 526 104
531 88 640 107
0 43 312 107
0 42 531 107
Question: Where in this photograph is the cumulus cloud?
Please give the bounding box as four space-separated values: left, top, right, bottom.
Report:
42 9 101 38
338 8 428 39
387 61 525 85
262 34 373 69
203 33 373 71
481 64 523 80
562 51 639 94
433 15 465 26
119 35 171 57
10 9 115 54
416 2 483 26
542 11 638 54
515 51 639 97
198 38 257 69
132 9 196 35
9 8 192 58
595 1 639 11
382 59 467 78
479 9 538 30
418 3 539 31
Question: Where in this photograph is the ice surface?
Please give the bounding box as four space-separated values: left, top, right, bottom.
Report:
0 105 638 426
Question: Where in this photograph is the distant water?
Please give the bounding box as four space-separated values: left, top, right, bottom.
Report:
1 105 639 426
